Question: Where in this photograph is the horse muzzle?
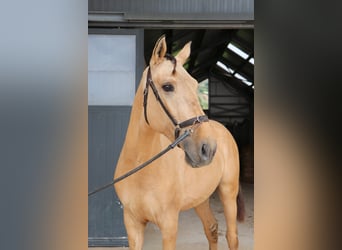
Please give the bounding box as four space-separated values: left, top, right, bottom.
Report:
182 137 217 168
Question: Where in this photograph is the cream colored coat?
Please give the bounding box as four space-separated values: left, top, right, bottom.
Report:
114 36 244 250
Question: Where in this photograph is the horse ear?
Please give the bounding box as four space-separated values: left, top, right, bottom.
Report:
150 35 167 66
176 41 191 65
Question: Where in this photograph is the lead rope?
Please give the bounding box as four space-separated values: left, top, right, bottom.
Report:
88 130 191 197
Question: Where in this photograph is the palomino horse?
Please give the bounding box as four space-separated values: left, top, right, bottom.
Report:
114 36 245 250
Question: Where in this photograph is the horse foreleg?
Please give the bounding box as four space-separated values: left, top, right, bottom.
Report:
218 183 239 250
123 209 146 250
194 199 218 250
158 211 179 250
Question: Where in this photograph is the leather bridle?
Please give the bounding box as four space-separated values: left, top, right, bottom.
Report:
143 54 208 139
88 54 209 197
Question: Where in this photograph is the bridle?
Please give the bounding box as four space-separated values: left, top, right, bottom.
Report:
88 54 209 197
143 54 208 139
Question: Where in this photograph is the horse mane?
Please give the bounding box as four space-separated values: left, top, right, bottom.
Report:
164 53 177 74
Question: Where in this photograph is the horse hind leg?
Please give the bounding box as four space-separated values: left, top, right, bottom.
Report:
123 209 146 250
218 182 245 250
194 199 218 250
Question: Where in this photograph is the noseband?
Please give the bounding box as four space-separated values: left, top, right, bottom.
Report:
143 54 208 139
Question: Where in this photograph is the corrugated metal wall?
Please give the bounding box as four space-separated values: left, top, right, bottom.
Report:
209 76 250 125
89 0 253 20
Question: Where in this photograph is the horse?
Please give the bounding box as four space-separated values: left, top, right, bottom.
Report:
114 35 245 250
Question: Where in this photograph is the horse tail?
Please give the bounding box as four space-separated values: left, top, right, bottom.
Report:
237 185 246 222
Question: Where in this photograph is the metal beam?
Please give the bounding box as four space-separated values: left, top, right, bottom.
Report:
210 103 249 112
211 102 249 105
88 20 254 29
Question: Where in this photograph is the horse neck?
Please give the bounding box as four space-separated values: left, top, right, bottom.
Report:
122 72 162 154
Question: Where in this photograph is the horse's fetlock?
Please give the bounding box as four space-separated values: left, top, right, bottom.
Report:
226 232 239 250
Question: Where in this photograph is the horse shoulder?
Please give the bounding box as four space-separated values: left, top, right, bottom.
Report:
210 120 240 188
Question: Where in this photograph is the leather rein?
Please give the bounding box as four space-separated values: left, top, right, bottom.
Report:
143 54 208 139
88 54 209 197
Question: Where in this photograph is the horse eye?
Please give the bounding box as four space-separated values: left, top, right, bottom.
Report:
162 83 174 92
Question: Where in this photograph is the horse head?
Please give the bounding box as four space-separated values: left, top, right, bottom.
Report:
143 35 217 167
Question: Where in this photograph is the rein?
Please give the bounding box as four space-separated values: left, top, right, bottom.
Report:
88 54 209 197
143 54 208 139
88 129 191 197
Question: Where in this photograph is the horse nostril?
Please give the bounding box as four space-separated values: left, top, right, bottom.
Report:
201 143 210 159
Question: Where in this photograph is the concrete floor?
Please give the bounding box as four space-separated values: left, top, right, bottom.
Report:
91 183 254 250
